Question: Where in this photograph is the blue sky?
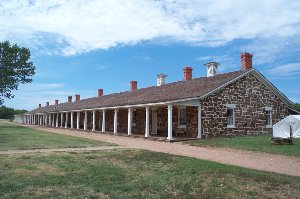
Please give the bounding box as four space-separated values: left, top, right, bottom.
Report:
1 0 300 110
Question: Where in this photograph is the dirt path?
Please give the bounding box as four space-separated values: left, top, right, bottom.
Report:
0 146 124 155
20 125 300 177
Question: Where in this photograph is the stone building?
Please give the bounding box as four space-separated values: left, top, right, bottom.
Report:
14 52 294 140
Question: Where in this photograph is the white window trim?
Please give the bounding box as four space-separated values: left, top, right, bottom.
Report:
226 105 236 128
265 107 273 128
178 107 186 128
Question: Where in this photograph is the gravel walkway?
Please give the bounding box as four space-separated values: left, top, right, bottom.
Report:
0 146 123 155
20 125 300 177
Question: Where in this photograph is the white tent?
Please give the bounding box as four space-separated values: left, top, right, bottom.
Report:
273 115 300 138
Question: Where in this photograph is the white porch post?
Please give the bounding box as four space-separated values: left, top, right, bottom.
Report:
145 106 150 138
167 104 173 141
52 113 55 127
114 109 118 134
102 110 106 133
56 113 59 127
197 105 202 139
60 112 63 127
65 112 68 128
49 113 52 126
92 110 96 131
128 108 132 135
84 111 87 130
71 112 74 129
99 111 102 131
77 111 80 129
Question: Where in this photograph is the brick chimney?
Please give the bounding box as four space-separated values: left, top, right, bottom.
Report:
75 94 80 101
98 89 103 97
46 102 49 107
183 66 193 80
68 96 72 103
55 100 59 105
130 81 137 91
241 52 253 71
39 104 41 108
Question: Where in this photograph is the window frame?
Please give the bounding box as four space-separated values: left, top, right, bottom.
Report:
178 107 186 128
265 107 273 128
132 109 137 127
226 104 236 128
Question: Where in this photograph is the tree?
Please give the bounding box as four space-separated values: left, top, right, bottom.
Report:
0 106 27 119
0 41 35 105
290 103 300 112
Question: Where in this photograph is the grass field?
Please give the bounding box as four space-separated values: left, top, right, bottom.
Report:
1 149 300 199
186 134 300 157
1 121 300 198
0 121 114 150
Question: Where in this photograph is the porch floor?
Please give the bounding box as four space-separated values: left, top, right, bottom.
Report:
99 131 198 142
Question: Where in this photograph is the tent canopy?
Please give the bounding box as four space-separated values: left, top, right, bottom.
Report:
273 115 300 138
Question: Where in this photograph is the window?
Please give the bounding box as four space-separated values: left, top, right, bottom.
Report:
266 109 272 128
178 108 186 127
132 110 137 127
227 108 235 128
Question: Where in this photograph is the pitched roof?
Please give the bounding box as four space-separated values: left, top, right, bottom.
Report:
42 70 245 112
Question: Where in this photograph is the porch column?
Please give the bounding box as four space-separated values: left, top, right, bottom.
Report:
52 113 55 127
92 110 95 131
128 108 132 135
56 113 59 127
45 114 47 125
114 109 118 134
102 110 106 133
60 112 63 127
49 113 52 126
167 104 173 140
65 112 68 128
84 111 87 130
197 105 202 139
77 111 80 129
145 106 150 138
71 112 74 129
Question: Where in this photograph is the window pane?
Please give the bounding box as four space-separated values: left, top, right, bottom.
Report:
179 109 186 126
266 110 272 125
227 109 234 126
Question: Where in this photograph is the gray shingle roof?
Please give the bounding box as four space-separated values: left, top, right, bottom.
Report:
41 70 245 112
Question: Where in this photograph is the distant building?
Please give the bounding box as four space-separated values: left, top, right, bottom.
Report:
14 52 293 140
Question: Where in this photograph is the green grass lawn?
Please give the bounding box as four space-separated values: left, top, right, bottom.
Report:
0 121 114 150
186 134 300 157
0 149 299 199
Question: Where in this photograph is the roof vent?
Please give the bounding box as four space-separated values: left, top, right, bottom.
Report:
157 74 167 86
204 62 220 77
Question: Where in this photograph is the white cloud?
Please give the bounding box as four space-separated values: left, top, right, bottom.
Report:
267 63 300 76
1 0 299 56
